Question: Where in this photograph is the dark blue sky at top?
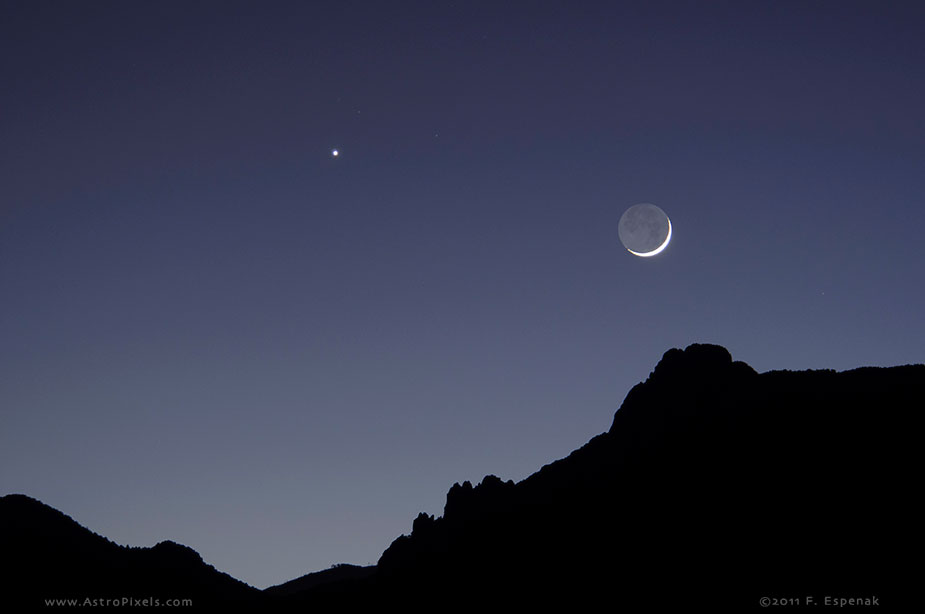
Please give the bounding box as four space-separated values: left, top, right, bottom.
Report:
2 0 923 588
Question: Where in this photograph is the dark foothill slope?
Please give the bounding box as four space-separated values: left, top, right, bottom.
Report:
0 494 260 609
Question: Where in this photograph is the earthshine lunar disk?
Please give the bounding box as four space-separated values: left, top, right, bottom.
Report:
618 203 672 257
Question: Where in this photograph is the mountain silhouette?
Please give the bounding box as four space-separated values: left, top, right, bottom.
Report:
0 493 261 609
3 344 919 610
362 344 920 610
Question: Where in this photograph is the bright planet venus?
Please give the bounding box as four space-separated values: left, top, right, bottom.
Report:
618 203 672 257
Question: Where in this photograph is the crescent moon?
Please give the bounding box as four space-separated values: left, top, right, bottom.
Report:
627 218 671 257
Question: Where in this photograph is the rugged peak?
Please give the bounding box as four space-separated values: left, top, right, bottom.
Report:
651 343 733 380
443 475 515 520
609 343 755 434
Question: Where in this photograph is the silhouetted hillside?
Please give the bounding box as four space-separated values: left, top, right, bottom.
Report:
0 494 260 609
264 564 375 600
4 344 919 610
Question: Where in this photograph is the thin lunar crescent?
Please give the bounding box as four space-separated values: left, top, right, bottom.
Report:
627 219 671 257
618 203 672 258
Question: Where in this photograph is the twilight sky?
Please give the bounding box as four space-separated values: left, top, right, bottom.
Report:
2 0 923 589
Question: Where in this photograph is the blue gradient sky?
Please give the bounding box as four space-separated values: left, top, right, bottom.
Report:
2 1 923 588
